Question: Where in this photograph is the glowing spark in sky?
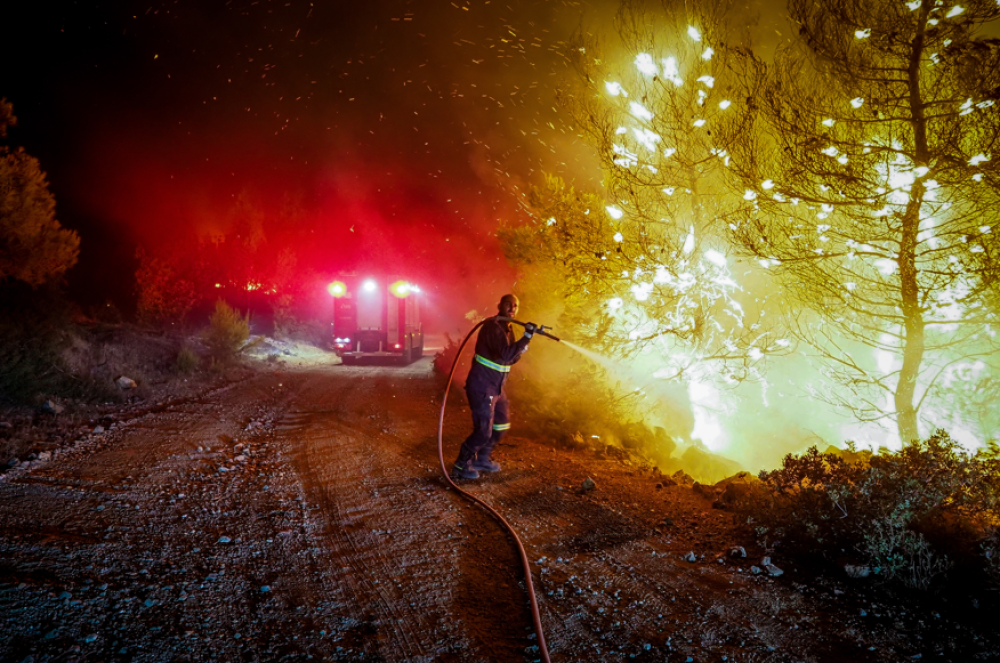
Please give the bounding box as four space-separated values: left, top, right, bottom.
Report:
606 205 624 219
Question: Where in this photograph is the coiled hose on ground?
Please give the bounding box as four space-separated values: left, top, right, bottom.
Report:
436 317 552 663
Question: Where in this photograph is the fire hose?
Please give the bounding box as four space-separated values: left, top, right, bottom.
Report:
437 316 559 663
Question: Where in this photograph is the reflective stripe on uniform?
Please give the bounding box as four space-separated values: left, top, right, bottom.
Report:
492 422 511 431
475 354 511 373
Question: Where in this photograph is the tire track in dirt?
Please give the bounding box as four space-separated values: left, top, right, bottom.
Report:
279 369 536 662
279 376 452 662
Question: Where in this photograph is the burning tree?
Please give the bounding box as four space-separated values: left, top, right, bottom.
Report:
726 0 1000 443
506 0 787 389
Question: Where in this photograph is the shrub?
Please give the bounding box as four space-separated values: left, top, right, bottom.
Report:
433 332 464 384
0 282 76 402
742 431 1000 591
205 300 250 363
175 345 200 373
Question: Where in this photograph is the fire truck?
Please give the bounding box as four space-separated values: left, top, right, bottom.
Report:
328 276 424 365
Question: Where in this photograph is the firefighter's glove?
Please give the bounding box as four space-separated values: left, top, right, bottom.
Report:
523 322 538 339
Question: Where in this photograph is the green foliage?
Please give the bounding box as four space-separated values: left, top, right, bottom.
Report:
745 431 1000 590
205 300 250 363
0 99 80 286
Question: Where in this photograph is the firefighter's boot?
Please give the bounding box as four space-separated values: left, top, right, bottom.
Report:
472 456 501 473
451 460 480 480
472 440 501 473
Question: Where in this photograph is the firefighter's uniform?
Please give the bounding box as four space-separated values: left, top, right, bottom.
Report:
454 316 530 474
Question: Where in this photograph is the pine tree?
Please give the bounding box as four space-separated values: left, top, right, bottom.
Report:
727 0 1000 442
0 99 80 286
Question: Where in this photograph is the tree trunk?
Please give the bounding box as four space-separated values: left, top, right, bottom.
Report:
896 1 931 445
896 186 925 444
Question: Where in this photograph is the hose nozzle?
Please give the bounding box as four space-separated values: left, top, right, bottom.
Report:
498 316 561 342
534 325 560 342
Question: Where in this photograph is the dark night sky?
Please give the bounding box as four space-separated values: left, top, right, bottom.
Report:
4 0 606 327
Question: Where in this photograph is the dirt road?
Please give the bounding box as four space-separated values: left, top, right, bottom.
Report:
1 358 994 662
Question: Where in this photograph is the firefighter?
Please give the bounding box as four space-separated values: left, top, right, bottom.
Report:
452 294 537 480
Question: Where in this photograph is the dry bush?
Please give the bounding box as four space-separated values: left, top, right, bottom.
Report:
205 300 250 363
174 345 200 373
0 283 85 403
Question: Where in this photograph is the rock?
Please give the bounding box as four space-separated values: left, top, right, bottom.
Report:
92 425 105 434
715 471 761 505
115 376 138 390
581 477 596 492
217 536 232 544
750 565 762 575
764 563 784 577
683 551 697 562
661 517 674 527
721 482 752 504
234 455 247 463
671 470 695 486
692 482 719 500
41 399 64 414
36 451 51 462
729 546 746 558
844 564 871 579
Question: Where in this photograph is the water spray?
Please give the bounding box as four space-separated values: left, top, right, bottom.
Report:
437 316 559 663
